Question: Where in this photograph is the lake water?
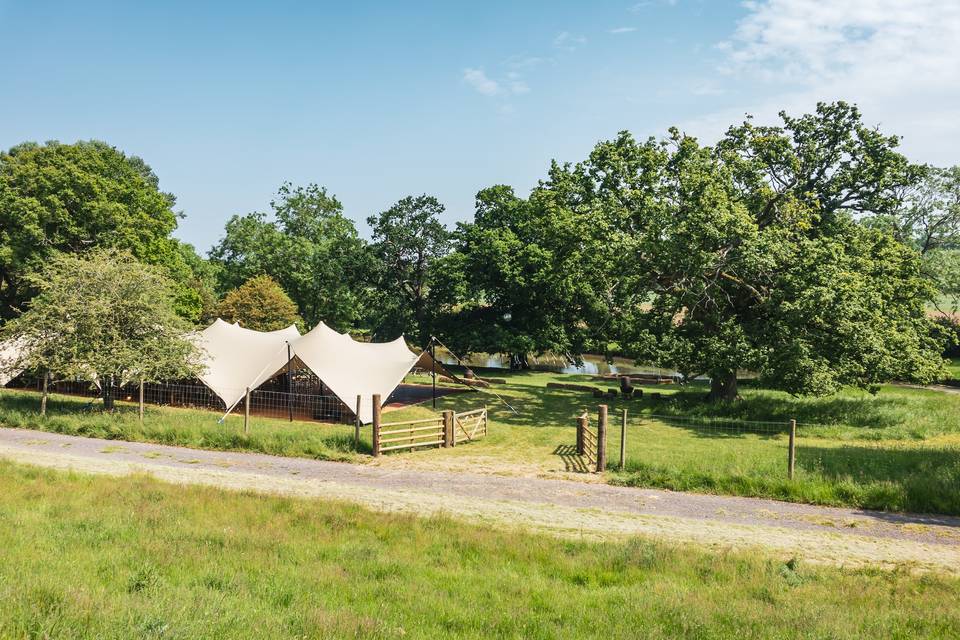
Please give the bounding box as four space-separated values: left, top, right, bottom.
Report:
435 349 678 378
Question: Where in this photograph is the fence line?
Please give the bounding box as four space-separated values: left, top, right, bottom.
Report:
12 377 352 424
573 406 797 478
641 413 791 435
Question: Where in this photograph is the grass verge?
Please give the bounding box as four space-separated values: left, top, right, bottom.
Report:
1 461 958 639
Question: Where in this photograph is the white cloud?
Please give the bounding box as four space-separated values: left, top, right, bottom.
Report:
462 67 531 109
609 27 637 34
689 0 960 166
554 31 588 51
506 72 530 94
462 68 501 96
505 55 550 70
630 0 677 11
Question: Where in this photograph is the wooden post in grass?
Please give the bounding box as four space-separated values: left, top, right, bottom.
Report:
597 404 608 472
619 407 627 470
40 371 49 417
139 377 145 423
788 419 797 480
372 394 382 457
443 410 454 448
354 395 362 448
576 412 586 455
244 387 251 434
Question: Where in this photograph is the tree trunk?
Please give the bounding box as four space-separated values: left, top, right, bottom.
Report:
708 370 738 402
102 376 115 412
510 353 530 370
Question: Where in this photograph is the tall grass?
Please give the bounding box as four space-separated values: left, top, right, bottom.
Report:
1 461 957 639
0 387 376 461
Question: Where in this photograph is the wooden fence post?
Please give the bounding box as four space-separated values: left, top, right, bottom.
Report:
40 371 49 417
372 394 382 457
139 377 145 423
244 387 250 434
443 410 454 448
354 394 362 448
788 418 796 480
576 412 586 455
619 407 627 470
597 404 608 472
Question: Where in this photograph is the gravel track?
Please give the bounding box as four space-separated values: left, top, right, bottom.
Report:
2 426 958 573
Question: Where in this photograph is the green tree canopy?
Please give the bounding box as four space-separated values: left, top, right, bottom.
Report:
433 182 622 367
1 249 201 407
367 195 451 344
0 140 207 321
550 102 942 399
215 275 302 332
867 165 960 315
210 183 370 331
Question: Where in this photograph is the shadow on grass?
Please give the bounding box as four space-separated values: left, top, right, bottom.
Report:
553 444 590 473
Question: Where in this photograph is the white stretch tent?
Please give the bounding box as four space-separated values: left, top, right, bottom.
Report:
0 338 26 386
192 319 301 411
290 322 420 424
192 319 420 423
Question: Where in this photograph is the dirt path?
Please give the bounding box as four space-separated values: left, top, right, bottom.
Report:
2 426 959 574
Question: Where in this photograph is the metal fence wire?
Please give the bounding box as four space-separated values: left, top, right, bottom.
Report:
641 413 792 436
15 369 355 424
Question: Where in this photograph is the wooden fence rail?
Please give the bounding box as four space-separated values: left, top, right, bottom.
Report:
372 400 488 456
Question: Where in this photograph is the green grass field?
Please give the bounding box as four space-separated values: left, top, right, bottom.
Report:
1 461 957 639
3 369 960 515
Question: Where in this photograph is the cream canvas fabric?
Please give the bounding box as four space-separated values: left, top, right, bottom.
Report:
290 322 420 424
0 338 26 386
193 319 301 411
192 319 420 423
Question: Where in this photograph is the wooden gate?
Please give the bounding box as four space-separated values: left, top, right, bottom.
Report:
575 406 608 472
372 405 488 456
376 416 446 454
453 407 488 445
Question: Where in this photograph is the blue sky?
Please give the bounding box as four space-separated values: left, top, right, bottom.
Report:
1 1 958 252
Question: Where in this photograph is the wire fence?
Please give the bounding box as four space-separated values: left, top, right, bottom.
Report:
640 413 792 436
11 374 354 424
569 405 798 477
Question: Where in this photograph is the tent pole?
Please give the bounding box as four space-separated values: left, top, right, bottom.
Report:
431 337 437 409
287 342 293 422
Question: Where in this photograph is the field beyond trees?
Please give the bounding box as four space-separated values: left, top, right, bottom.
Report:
5 366 960 516
1 461 958 639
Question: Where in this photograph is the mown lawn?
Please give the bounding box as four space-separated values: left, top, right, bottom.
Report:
3 371 960 515
1 461 957 639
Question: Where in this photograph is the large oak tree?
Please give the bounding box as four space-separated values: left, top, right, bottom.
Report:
548 102 943 399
